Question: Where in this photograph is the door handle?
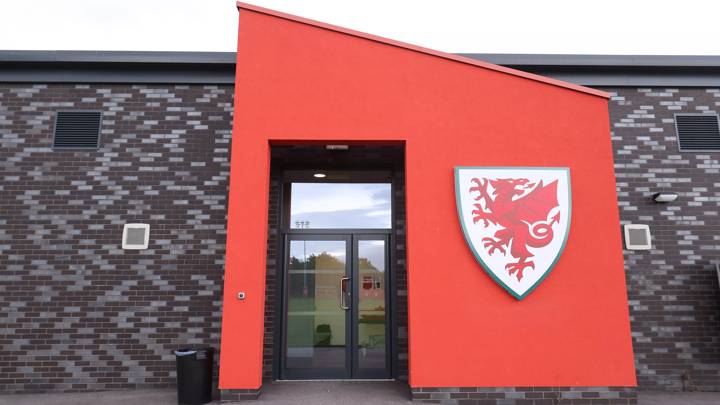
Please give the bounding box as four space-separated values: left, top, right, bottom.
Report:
339 277 350 310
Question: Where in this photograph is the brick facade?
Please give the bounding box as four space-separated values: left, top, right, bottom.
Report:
261 171 281 380
606 87 720 391
410 386 637 404
220 387 262 402
393 169 409 382
0 84 233 393
1 83 719 396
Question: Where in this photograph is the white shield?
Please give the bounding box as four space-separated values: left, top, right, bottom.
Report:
455 167 571 300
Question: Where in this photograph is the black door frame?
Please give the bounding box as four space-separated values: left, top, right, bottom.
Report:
279 232 391 380
351 233 392 379
281 233 352 380
272 170 398 380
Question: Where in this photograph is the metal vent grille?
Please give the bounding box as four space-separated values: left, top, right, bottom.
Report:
52 111 102 148
675 114 720 151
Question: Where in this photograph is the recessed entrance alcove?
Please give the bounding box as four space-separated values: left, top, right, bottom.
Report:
262 144 408 382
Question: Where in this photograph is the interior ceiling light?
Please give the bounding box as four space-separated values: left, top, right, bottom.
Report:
313 173 326 178
326 144 349 150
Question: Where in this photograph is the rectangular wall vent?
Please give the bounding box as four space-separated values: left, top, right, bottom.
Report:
675 114 720 151
52 111 102 148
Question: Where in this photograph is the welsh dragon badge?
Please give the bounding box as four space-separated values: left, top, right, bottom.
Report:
455 167 571 299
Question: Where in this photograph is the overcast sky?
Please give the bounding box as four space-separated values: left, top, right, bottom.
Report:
1 0 719 55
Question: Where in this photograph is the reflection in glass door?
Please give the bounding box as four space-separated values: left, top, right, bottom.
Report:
281 234 390 380
283 236 350 379
354 237 389 379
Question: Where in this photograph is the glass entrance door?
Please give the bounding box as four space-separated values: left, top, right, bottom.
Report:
353 236 389 379
283 235 351 379
281 234 390 379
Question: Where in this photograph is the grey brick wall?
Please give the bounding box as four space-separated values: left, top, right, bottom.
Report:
606 87 720 391
2 82 720 395
261 172 281 380
410 386 637 404
0 84 233 393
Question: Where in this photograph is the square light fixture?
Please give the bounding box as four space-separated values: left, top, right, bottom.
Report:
122 223 150 250
623 224 651 250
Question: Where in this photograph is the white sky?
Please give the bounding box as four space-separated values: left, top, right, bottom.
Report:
1 0 719 55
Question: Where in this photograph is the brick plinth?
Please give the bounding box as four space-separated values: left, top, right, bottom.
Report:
410 386 637 404
220 387 262 401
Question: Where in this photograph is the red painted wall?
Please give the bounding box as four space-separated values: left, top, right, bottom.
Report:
219 3 636 389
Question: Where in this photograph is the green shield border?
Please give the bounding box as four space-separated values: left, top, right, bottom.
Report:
454 166 572 300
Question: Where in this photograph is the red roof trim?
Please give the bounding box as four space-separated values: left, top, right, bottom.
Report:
236 2 609 99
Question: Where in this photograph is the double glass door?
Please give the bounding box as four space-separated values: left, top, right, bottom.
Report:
281 233 390 379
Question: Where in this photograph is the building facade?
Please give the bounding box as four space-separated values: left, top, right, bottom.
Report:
1 3 719 404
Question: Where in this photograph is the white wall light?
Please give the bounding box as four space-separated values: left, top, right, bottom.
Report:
122 223 150 250
652 192 679 203
623 224 651 250
326 144 349 150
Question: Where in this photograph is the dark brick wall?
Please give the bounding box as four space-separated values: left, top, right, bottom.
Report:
393 169 409 381
410 386 637 404
2 82 720 395
220 387 262 402
606 87 720 391
0 84 233 393
261 172 281 380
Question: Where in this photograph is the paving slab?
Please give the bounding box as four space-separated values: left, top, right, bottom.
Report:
0 382 411 404
256 381 411 404
0 389 178 405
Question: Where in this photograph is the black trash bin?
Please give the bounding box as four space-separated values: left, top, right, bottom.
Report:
174 347 214 405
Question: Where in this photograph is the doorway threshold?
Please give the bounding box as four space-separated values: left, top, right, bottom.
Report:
275 378 396 382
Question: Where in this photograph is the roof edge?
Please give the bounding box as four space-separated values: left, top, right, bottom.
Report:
0 50 236 64
2 51 720 86
460 53 720 68
235 2 609 99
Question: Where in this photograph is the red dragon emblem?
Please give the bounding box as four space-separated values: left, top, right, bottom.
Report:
456 167 570 299
469 177 560 281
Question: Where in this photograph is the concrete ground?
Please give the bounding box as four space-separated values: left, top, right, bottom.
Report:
0 381 410 404
253 381 411 404
0 388 178 405
1 383 719 404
